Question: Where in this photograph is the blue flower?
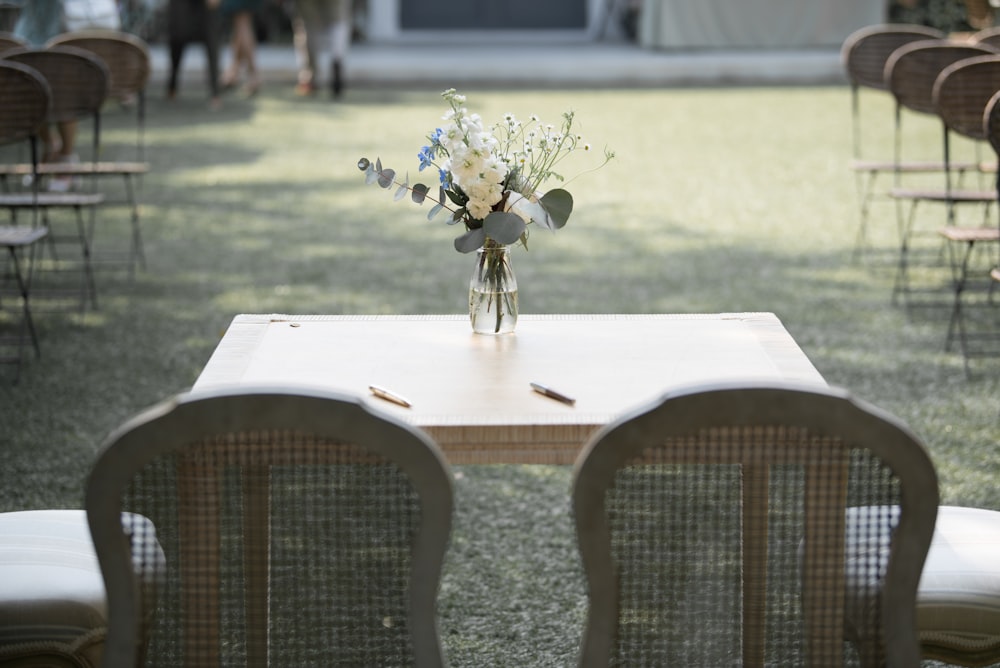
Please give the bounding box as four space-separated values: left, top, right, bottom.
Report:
418 146 434 171
439 168 448 186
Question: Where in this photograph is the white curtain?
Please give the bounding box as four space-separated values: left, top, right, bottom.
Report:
640 0 886 49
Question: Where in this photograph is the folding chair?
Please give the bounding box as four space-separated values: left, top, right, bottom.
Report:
840 24 945 257
46 29 152 275
937 88 1000 371
87 386 453 666
0 45 108 312
0 30 25 53
883 41 998 304
0 60 49 383
926 59 1000 372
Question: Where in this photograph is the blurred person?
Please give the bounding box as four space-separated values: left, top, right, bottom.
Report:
220 0 262 96
11 0 62 45
13 0 79 191
291 0 351 98
166 0 222 109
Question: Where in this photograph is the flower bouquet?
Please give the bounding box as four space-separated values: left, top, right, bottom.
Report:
358 89 612 333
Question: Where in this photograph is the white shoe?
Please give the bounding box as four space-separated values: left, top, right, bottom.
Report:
48 175 72 192
47 154 80 192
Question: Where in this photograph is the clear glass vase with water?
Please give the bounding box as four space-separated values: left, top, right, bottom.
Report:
469 243 518 334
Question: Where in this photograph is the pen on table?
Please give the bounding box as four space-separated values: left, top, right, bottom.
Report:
530 382 576 406
369 385 412 408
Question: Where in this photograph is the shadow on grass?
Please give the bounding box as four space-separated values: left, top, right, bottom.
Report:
1 86 998 666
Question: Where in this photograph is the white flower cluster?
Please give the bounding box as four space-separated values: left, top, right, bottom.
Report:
436 96 507 220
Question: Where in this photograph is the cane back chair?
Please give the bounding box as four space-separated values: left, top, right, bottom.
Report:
0 60 49 382
0 509 164 667
573 382 938 667
87 386 454 667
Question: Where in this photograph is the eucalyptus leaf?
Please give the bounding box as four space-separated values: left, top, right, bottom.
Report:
394 184 407 201
412 183 429 203
428 202 444 220
484 211 527 245
508 194 550 229
538 189 573 230
364 164 379 185
445 188 466 207
454 227 486 253
450 208 469 226
377 168 395 189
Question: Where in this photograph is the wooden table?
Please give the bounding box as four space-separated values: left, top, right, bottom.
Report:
194 313 825 464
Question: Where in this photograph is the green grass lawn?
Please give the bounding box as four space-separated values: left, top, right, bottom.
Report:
1 83 997 665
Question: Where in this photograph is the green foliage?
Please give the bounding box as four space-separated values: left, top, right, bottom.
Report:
355 89 610 253
889 0 977 32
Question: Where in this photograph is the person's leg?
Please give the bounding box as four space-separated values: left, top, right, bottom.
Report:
235 11 259 93
167 37 184 98
55 122 77 160
48 121 79 192
294 0 323 94
293 16 317 93
222 12 259 94
221 14 240 88
205 6 222 108
37 125 57 163
329 18 350 97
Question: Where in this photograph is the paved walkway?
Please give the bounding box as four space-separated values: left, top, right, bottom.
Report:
150 41 847 88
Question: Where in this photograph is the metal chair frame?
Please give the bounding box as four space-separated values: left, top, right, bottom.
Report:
841 24 946 258
0 60 50 383
44 30 152 275
883 41 999 306
0 45 109 312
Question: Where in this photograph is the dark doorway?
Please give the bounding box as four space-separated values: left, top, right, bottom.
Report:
401 0 587 30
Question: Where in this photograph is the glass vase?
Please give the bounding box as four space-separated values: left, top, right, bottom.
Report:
469 243 518 335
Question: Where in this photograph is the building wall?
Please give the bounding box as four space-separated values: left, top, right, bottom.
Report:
367 0 608 41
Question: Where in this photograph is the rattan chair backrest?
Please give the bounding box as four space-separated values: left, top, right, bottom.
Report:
934 55 1000 141
0 60 50 148
885 40 997 116
842 23 945 92
46 30 149 102
985 89 1000 156
46 30 150 161
573 381 938 667
87 386 453 668
0 30 25 54
973 25 1000 50
1 45 108 125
